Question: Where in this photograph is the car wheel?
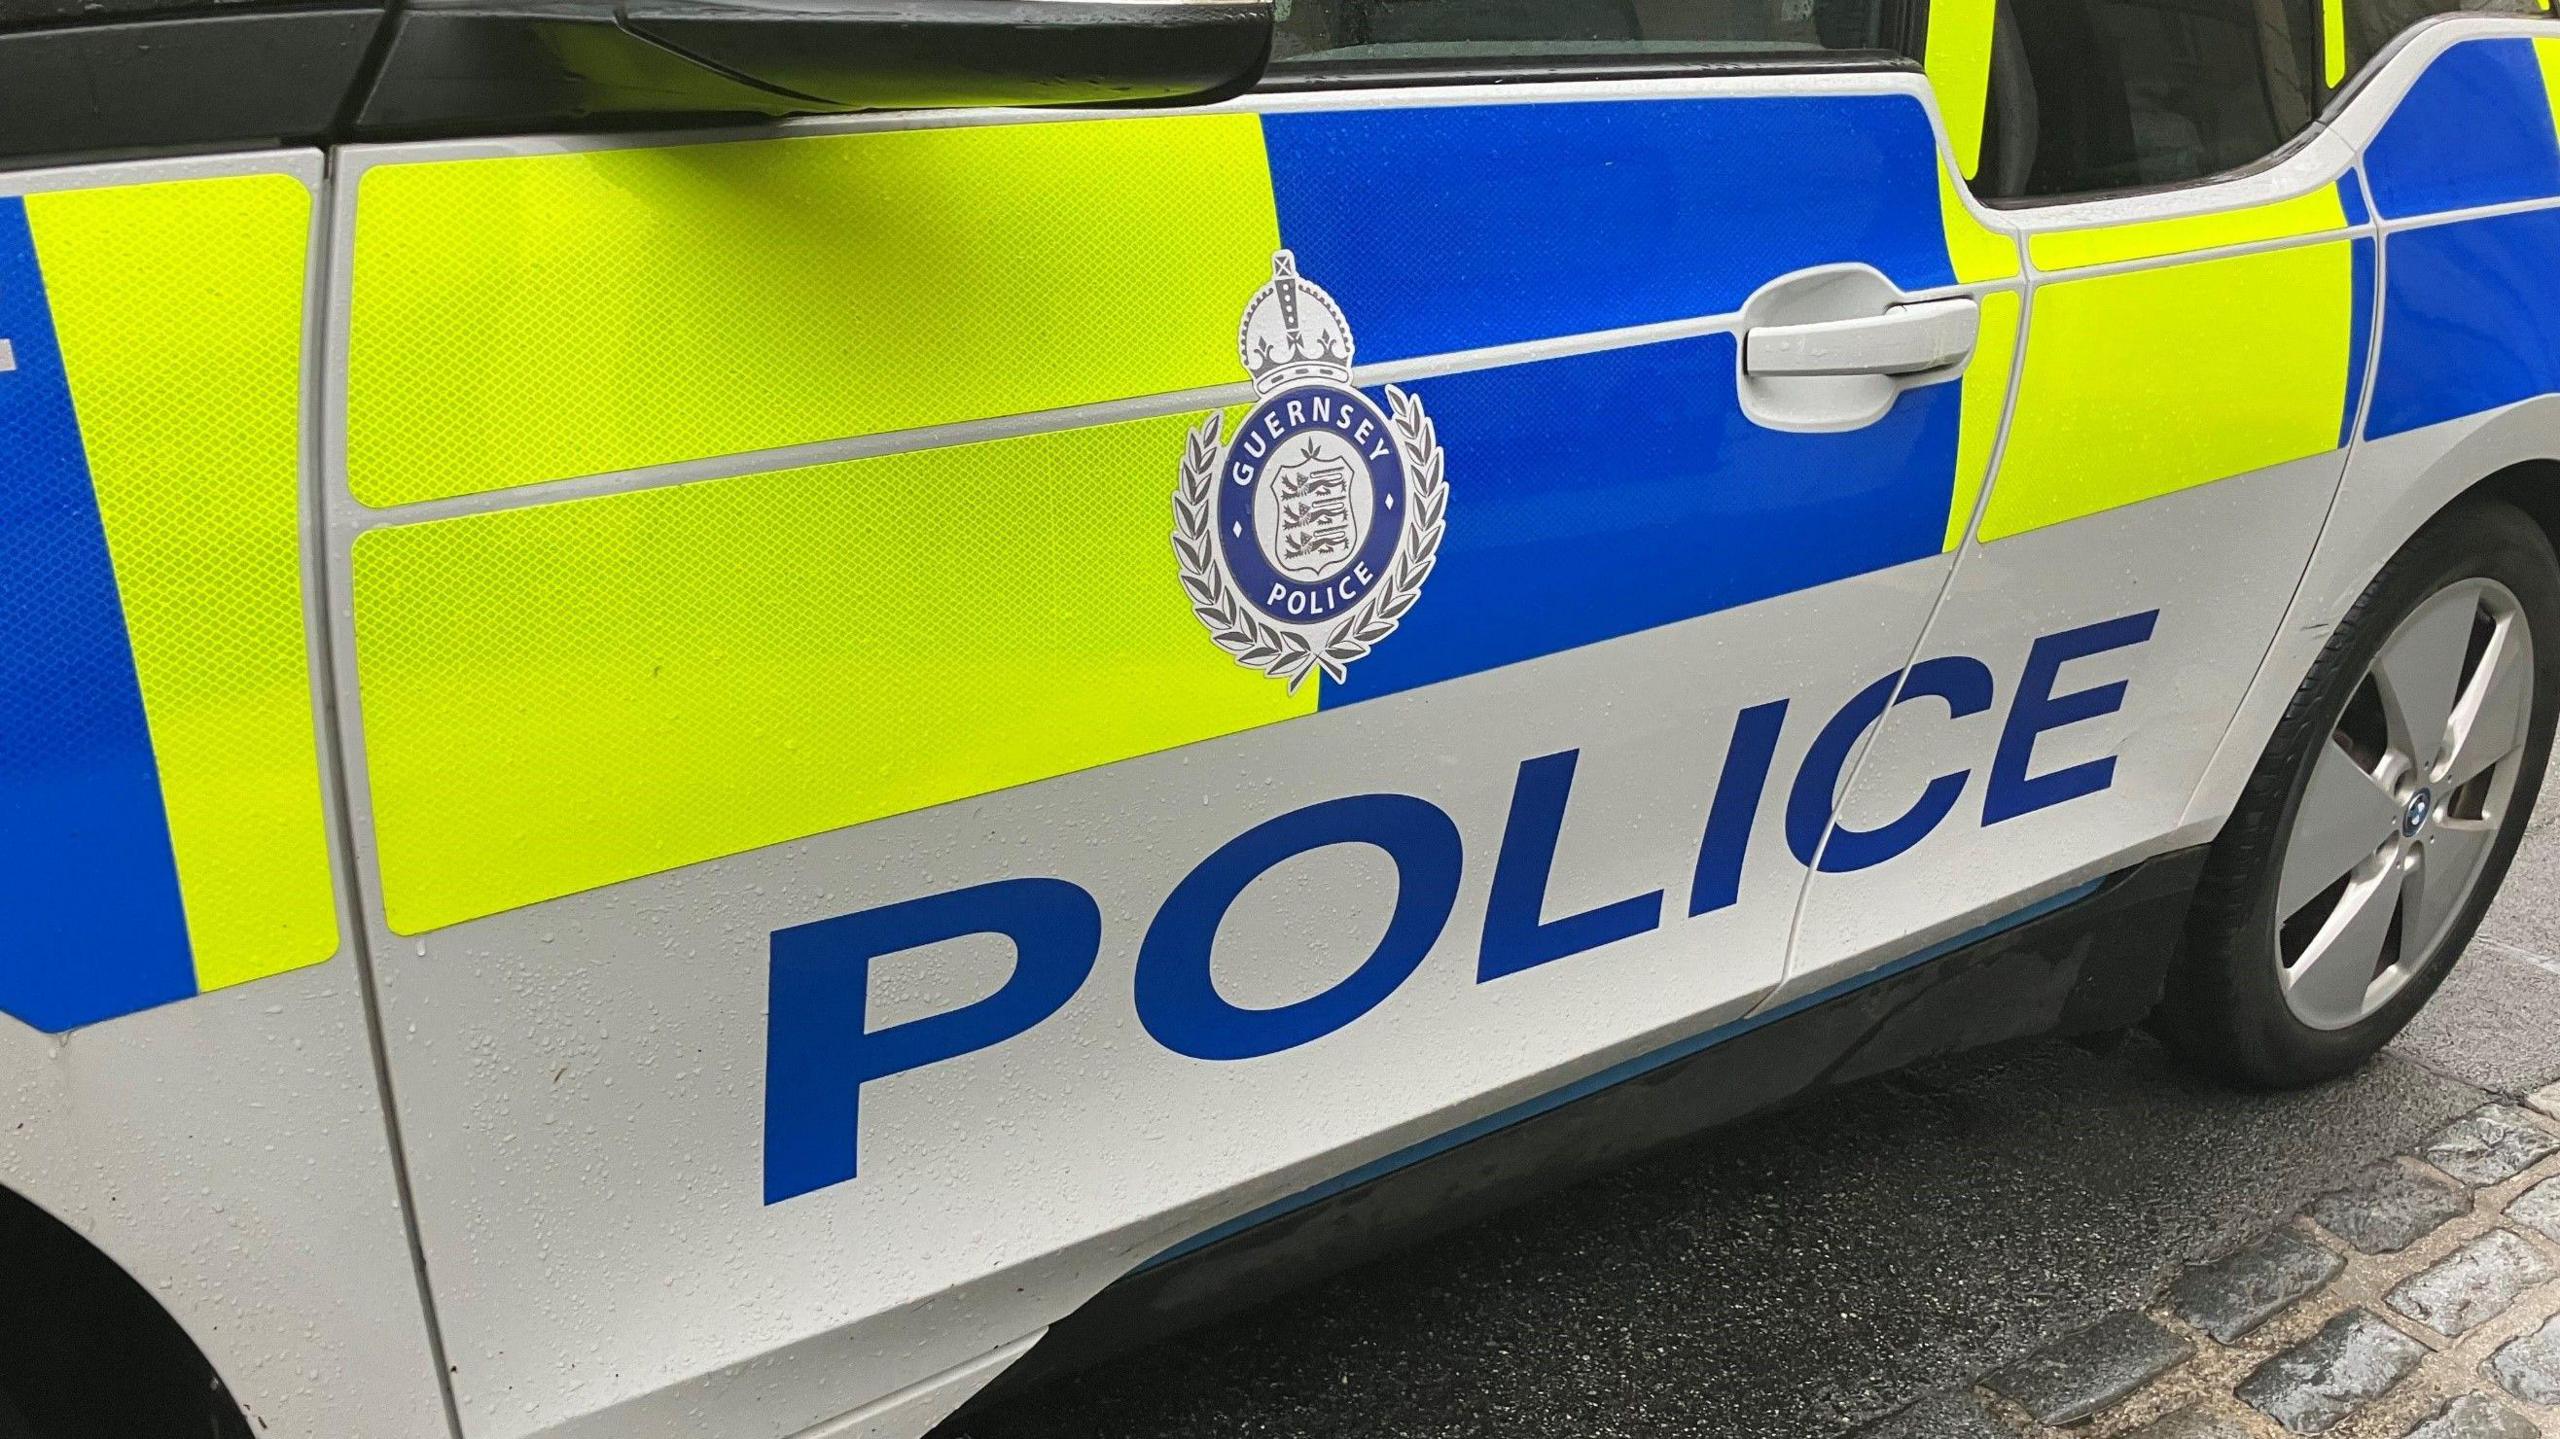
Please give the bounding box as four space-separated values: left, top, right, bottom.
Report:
2157 496 2560 1087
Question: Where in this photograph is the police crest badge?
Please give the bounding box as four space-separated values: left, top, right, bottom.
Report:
1174 251 1447 689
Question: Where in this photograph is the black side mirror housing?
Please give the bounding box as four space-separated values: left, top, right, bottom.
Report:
622 0 1270 109
355 0 1271 136
0 0 1270 164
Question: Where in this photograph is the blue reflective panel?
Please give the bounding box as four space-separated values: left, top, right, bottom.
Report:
0 197 195 1032
2364 39 2560 219
1319 333 1958 707
2369 206 2560 440
1265 94 1959 364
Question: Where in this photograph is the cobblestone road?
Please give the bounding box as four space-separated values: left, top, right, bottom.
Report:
1919 1092 2560 1439
956 806 2560 1439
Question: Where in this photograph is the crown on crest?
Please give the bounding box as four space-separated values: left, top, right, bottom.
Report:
1238 250 1356 394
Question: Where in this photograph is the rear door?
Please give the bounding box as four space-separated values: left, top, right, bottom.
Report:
333 19 2022 1439
1789 0 2380 1000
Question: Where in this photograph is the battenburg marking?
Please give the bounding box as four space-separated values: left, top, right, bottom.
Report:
1174 251 1447 689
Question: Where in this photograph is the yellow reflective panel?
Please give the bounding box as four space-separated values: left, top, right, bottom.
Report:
1984 241 2351 542
1946 287 2022 551
1939 166 2022 285
2325 0 2348 86
346 114 1282 507
2027 186 2349 273
2540 37 2560 136
1924 0 1997 181
354 410 1310 935
27 174 339 992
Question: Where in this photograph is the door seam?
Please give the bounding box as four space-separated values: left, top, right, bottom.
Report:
303 140 470 1439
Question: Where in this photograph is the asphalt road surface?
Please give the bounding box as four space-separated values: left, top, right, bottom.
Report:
955 805 2560 1439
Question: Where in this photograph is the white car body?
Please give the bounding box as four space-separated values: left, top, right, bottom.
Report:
2 12 2558 1439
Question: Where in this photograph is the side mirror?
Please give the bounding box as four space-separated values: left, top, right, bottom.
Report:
624 0 1269 109
357 0 1273 135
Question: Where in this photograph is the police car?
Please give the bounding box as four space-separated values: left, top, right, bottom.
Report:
5 0 2560 1434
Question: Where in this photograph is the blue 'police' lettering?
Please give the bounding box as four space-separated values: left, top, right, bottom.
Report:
1479 750 1665 983
1983 610 2160 826
1786 656 1995 873
763 877 1100 1204
1788 669 1897 867
1136 793 1463 1060
1689 699 1788 916
762 612 2161 1200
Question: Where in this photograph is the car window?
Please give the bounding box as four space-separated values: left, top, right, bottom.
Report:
2342 0 2545 74
1268 0 1917 73
1975 0 2326 201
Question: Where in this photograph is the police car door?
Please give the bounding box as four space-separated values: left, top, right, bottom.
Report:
1790 0 2378 1003
331 12 2021 1439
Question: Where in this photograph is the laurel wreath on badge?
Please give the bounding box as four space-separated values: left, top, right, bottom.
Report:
1173 385 1447 691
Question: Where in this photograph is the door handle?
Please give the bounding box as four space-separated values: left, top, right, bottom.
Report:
1743 297 1981 379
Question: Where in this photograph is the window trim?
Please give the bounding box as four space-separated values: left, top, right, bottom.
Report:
1923 0 1998 179
1977 127 2333 212
1255 48 1917 93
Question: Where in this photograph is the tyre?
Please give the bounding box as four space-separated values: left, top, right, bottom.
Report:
2157 496 2560 1087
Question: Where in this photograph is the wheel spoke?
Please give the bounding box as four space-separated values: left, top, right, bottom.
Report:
2372 586 2479 773
2279 740 2402 919
2402 819 2495 956
2287 856 2405 1026
2441 611 2532 789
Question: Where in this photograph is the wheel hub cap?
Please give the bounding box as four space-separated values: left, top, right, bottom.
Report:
2402 788 2434 839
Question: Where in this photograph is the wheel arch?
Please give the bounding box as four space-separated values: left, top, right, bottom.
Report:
0 1178 252 1438
2180 399 2560 839
2476 457 2560 558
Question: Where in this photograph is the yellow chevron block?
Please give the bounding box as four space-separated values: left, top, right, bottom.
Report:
28 173 338 992
347 115 1281 507
354 409 1308 934
1985 240 2352 541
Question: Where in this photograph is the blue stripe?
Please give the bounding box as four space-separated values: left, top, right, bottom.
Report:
1140 879 2106 1272
2364 39 2560 219
2342 235 2376 450
1318 333 1959 708
2369 205 2560 440
1264 94 1959 366
0 198 195 1032
2336 171 2371 230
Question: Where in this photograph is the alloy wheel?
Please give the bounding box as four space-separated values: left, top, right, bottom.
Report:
2273 578 2536 1030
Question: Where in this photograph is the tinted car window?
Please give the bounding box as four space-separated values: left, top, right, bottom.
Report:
1270 0 1910 72
1977 0 2325 200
